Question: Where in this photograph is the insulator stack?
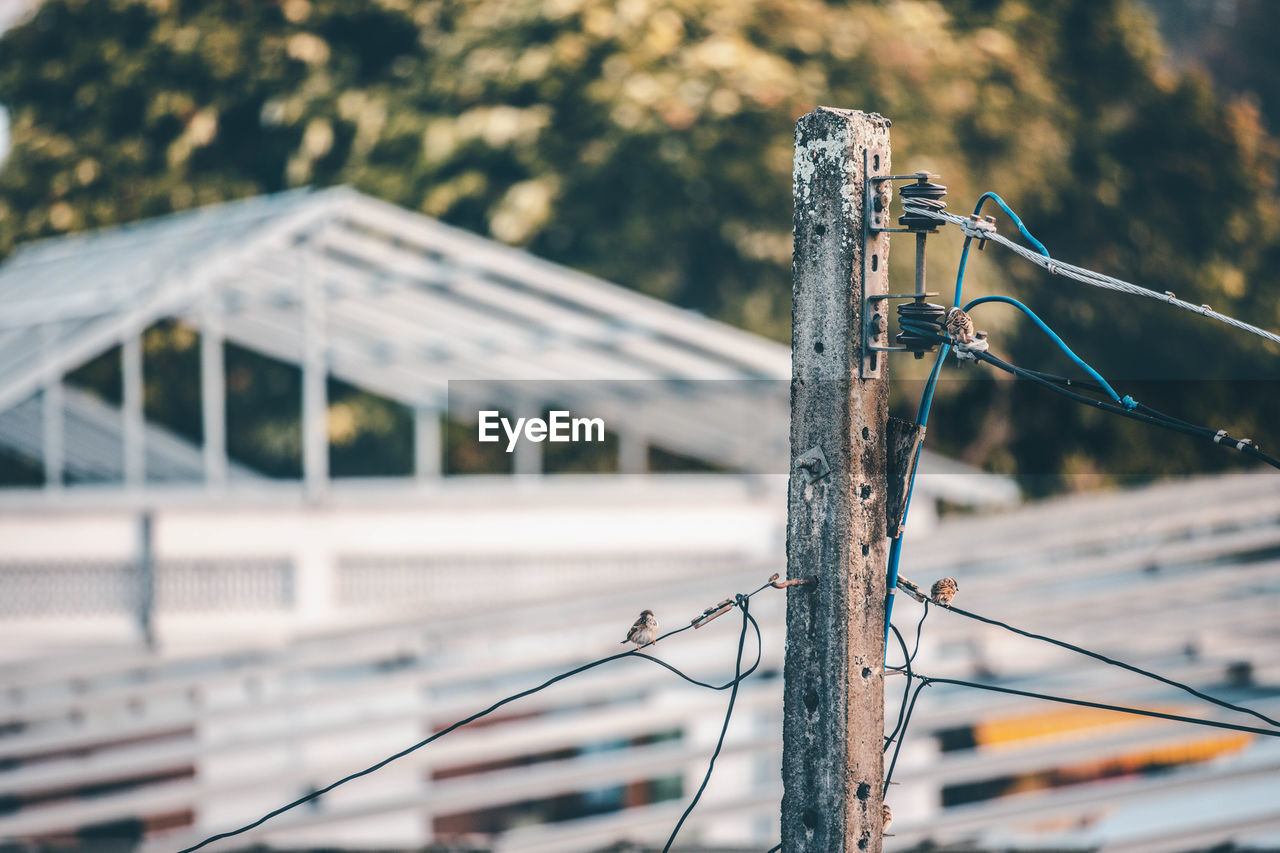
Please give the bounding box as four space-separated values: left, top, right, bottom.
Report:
895 300 947 355
897 174 947 232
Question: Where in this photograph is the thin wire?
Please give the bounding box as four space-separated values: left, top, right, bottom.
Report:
663 596 752 852
964 294 1133 408
939 601 1280 729
884 678 930 796
179 588 774 853
884 624 915 752
908 600 929 665
972 348 1280 470
903 202 1280 347
921 675 1280 738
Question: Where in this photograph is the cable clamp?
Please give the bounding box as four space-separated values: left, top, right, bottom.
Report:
952 331 989 362
895 575 929 604
1046 262 1061 276
961 213 997 248
692 599 734 629
1120 395 1138 410
1236 438 1255 451
1213 429 1229 444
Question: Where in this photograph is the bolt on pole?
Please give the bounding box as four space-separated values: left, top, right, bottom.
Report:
781 107 891 853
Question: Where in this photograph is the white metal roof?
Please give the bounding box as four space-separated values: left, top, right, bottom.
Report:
0 186 1015 501
0 385 263 483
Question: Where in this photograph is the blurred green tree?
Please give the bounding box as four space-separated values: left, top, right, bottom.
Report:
1 0 1276 490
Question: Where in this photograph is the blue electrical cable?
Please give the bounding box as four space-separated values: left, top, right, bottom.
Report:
963 295 1136 410
882 192 1056 652
974 191 1050 258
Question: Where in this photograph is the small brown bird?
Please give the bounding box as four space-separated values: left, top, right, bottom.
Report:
944 306 975 344
930 576 959 607
621 609 659 647
882 802 893 835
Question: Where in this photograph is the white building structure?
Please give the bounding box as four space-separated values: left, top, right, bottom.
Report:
1 190 1273 853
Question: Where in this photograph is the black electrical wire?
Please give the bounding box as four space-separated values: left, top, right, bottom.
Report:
880 668 1280 802
884 678 930 796
884 624 915 752
663 595 753 852
937 601 1280 729
971 349 1280 471
921 675 1280 738
178 584 776 853
908 600 929 665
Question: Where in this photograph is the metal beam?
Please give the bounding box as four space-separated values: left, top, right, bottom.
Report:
414 408 441 479
121 332 144 488
40 324 64 489
201 287 228 488
301 240 328 497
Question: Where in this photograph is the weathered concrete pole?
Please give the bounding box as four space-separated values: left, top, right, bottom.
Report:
781 107 891 852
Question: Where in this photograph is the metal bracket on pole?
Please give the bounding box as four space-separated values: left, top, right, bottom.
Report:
794 444 831 484
860 147 892 379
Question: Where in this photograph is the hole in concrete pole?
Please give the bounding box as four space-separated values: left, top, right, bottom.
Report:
871 254 878 271
804 688 819 713
862 543 870 556
857 782 871 800
862 667 872 679
860 484 872 499
803 808 819 831
862 427 870 440
815 223 827 236
814 341 824 354
873 153 880 171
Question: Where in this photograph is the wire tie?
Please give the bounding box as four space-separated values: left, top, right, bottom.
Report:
1046 262 1060 275
1213 429 1228 444
1121 395 1137 410
1164 291 1176 300
1236 438 1254 451
691 599 734 629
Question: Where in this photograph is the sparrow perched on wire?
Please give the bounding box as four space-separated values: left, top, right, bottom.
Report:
930 577 959 608
882 802 893 836
621 609 659 647
944 306 975 345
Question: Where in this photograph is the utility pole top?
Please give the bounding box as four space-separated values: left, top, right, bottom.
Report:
782 107 891 853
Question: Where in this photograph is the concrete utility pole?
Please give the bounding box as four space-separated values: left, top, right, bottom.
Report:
782 107 891 852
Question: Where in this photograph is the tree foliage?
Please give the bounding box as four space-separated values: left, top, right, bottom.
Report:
1 0 1277 489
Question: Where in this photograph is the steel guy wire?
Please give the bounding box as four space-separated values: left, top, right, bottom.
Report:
902 201 1280 347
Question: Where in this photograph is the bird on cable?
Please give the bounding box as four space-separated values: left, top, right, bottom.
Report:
944 306 975 345
621 609 659 647
882 802 894 836
930 576 959 607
